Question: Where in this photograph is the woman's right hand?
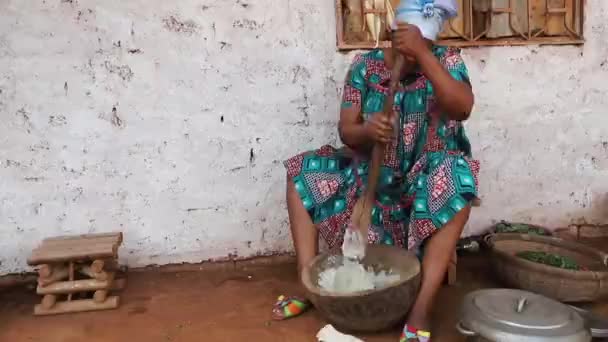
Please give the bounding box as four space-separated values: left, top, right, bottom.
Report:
363 113 396 144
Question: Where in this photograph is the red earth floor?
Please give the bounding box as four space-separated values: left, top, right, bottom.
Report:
1 253 607 342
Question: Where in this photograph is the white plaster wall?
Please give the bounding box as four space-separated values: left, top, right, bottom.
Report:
0 0 607 274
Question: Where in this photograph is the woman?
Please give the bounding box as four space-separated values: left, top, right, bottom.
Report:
274 0 479 340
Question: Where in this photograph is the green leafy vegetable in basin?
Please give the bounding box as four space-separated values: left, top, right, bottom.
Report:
494 221 548 236
516 251 581 270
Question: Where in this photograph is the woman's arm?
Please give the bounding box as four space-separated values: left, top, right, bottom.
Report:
338 56 371 153
392 23 474 121
338 55 395 153
340 108 396 153
338 107 371 153
417 49 474 121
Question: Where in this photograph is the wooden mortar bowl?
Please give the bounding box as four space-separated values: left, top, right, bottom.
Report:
301 244 421 333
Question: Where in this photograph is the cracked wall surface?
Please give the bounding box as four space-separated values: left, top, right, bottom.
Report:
1 0 607 274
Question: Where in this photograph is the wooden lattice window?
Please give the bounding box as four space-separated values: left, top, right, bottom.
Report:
336 0 584 50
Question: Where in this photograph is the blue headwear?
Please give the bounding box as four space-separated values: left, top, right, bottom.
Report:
392 0 458 41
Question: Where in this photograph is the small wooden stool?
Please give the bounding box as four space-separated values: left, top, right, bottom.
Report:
446 198 482 286
27 232 125 316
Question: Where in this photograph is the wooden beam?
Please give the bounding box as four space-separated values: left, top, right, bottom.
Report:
38 265 70 287
40 295 57 309
546 0 568 35
79 264 109 281
34 296 120 316
487 0 514 38
93 290 108 303
36 276 114 295
28 243 118 265
37 264 53 278
337 35 583 50
90 260 105 273
43 232 123 244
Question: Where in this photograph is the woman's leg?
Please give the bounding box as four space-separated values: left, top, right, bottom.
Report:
405 206 471 331
286 178 318 274
271 178 318 320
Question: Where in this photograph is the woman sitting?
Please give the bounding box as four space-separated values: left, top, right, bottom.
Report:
274 0 479 340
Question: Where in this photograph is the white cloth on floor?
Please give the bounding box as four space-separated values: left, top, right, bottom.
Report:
316 324 364 342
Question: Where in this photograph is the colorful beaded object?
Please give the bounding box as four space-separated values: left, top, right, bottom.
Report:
400 324 431 341
271 295 311 320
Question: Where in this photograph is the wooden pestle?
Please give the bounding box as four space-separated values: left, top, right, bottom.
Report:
350 52 405 241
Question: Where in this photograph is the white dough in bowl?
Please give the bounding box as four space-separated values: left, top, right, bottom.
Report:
318 259 401 293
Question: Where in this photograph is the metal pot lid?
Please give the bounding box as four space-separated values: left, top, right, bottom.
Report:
460 289 591 342
569 305 608 338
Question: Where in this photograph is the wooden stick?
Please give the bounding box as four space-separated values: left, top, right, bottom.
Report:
38 265 70 287
40 294 57 309
335 0 345 47
91 259 105 273
79 264 109 281
94 259 121 272
67 261 74 301
82 259 119 272
37 264 53 278
34 296 120 316
36 276 114 295
93 290 108 303
350 50 404 239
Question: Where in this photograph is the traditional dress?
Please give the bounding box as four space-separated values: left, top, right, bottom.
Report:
284 46 479 254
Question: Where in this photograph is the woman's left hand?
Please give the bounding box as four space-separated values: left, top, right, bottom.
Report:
392 23 428 60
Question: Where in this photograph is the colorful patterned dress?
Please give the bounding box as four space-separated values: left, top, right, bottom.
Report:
284 46 480 254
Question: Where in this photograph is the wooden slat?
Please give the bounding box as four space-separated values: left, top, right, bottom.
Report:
573 0 581 35
513 0 530 36
336 0 344 46
530 0 547 33
43 232 122 244
34 296 120 316
40 295 57 309
28 243 117 265
40 237 121 251
36 275 114 295
486 0 510 38
472 0 489 38
440 36 582 46
440 0 469 39
546 0 565 35
337 35 583 50
486 0 529 38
